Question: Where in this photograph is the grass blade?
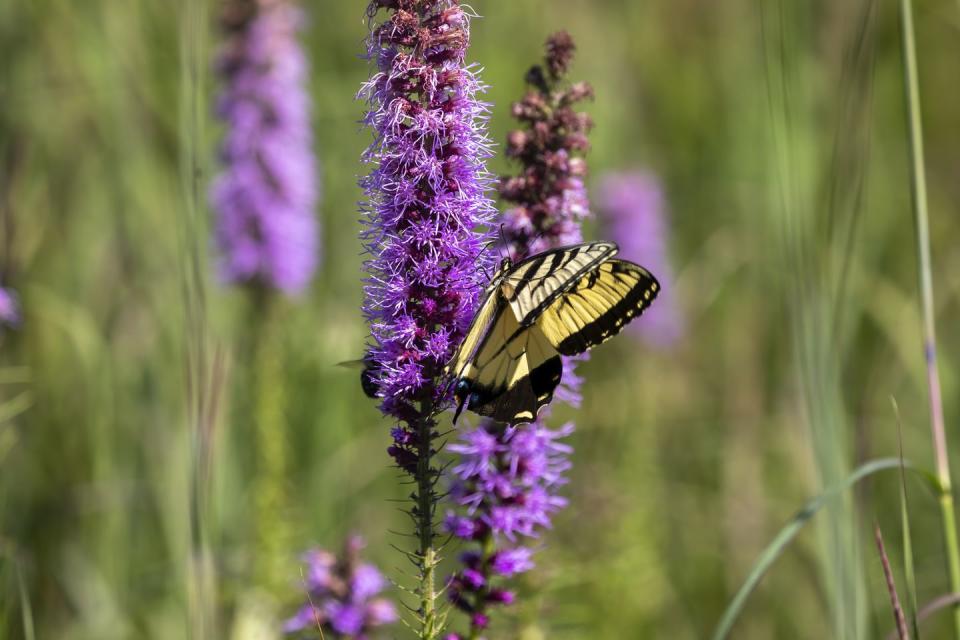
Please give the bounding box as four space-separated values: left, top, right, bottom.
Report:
711 458 925 640
0 390 31 424
16 561 34 640
893 398 920 638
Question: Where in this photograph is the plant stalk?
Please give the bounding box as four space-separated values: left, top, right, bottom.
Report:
416 402 440 640
899 0 960 636
875 523 911 640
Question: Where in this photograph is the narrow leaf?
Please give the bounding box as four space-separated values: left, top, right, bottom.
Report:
711 457 925 640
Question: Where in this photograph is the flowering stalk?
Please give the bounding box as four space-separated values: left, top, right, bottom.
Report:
444 422 573 638
211 0 318 296
358 1 495 637
444 32 593 639
211 0 320 596
285 536 398 638
498 31 593 259
598 171 683 349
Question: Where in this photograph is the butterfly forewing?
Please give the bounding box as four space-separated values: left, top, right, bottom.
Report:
503 242 618 326
444 270 507 383
537 259 660 356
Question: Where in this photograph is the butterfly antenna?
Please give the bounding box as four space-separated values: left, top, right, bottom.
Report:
498 224 511 261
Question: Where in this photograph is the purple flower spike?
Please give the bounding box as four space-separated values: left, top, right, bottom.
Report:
598 171 684 349
444 419 574 631
211 0 318 295
360 0 495 431
0 287 20 329
499 31 594 261
444 32 592 637
284 536 397 638
359 1 494 635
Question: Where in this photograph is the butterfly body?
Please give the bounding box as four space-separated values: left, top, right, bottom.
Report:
445 241 659 425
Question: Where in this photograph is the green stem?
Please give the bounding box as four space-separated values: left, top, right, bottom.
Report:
251 291 291 592
416 402 441 640
899 0 960 636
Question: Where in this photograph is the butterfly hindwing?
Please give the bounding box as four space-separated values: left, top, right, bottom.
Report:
538 259 660 356
450 296 562 424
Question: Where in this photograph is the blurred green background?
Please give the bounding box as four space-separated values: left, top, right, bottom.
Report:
2 0 960 638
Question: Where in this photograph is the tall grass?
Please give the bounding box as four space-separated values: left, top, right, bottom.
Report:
760 1 870 635
179 0 218 636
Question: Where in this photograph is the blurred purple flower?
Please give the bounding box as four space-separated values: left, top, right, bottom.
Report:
0 287 20 329
443 32 592 637
598 171 683 349
284 536 396 639
359 0 495 454
210 0 318 296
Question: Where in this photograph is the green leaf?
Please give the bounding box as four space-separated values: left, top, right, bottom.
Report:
893 397 920 639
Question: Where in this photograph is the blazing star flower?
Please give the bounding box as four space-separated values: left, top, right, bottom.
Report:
0 288 20 329
598 171 683 349
284 536 397 638
211 0 318 295
359 0 495 455
498 30 593 260
359 2 494 635
444 422 573 631
444 32 591 637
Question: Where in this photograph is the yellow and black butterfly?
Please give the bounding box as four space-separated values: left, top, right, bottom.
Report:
445 241 659 425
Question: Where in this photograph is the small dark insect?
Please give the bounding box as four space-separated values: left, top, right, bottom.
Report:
337 357 381 399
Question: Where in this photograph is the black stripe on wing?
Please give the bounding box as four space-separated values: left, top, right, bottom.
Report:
456 354 562 424
507 242 619 325
549 260 660 356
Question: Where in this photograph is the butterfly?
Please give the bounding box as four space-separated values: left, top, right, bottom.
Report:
444 241 659 425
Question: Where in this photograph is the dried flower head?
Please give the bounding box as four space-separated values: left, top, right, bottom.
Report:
544 31 576 81
498 36 593 260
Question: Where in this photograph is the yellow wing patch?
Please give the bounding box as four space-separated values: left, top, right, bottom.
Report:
538 260 659 356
